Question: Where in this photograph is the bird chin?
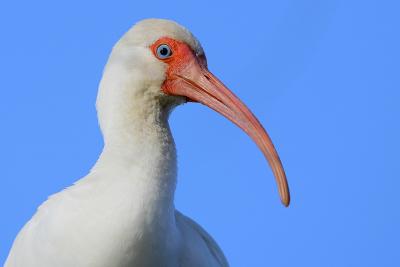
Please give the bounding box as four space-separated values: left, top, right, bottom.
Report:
159 94 187 112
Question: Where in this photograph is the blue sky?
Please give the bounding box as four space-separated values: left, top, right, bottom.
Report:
1 1 399 266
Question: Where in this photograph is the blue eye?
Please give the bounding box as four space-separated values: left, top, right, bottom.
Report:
156 44 172 59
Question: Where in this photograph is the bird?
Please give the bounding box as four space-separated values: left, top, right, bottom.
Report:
5 18 290 267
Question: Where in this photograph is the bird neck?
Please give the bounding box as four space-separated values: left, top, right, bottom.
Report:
92 63 179 214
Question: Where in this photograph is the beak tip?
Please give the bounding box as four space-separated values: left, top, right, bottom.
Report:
277 175 290 207
281 194 291 207
282 200 290 207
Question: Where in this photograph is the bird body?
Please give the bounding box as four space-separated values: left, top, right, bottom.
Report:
5 19 289 267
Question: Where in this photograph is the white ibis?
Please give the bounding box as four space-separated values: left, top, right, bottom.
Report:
5 19 290 267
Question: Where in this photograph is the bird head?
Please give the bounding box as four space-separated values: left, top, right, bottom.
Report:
98 19 290 206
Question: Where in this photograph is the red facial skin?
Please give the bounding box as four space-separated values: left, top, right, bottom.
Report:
150 37 290 207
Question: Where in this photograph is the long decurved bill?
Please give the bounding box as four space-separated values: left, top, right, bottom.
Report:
164 55 290 207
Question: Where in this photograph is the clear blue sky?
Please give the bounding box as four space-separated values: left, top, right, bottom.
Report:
1 1 399 266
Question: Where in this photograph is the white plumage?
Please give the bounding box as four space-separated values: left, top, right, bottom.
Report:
6 18 289 267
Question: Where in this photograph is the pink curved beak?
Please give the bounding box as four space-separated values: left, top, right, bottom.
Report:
163 55 290 207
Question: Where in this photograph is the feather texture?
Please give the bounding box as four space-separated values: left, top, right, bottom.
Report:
5 19 228 267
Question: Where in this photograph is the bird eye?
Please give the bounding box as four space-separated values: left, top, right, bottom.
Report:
156 44 172 59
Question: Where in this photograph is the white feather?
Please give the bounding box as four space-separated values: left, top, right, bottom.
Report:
5 19 228 267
